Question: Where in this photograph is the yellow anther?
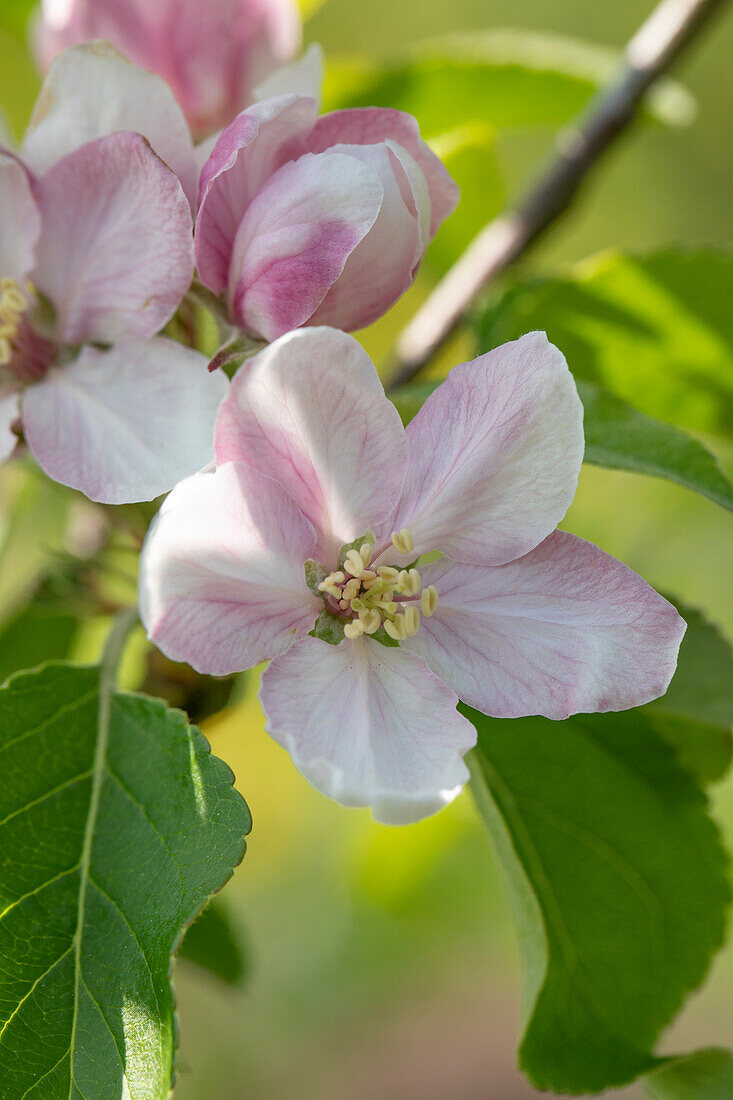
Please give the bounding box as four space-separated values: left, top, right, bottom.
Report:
360 569 377 582
421 585 439 617
318 570 345 592
377 566 399 579
406 569 421 595
358 542 373 566
359 609 381 634
391 528 414 555
342 578 361 601
344 549 365 577
344 620 365 640
404 606 420 636
383 618 402 641
0 278 29 365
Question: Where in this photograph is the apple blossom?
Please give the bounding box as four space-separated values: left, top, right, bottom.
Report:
35 0 302 137
0 63 228 504
139 327 685 824
195 95 460 341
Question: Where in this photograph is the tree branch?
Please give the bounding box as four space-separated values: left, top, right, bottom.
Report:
388 0 728 389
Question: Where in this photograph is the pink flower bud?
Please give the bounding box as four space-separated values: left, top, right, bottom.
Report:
35 0 301 137
195 98 460 340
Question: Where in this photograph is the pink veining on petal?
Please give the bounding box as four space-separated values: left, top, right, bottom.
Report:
139 461 319 674
404 533 686 720
214 327 407 560
260 634 476 823
304 107 459 237
390 332 585 567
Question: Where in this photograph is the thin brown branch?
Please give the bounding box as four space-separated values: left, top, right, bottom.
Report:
388 0 728 389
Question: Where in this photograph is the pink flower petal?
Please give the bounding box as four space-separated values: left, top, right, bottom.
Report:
0 153 40 283
227 150 383 339
305 107 459 238
196 95 318 293
32 132 194 346
215 327 407 561
22 337 228 504
404 533 686 720
139 462 319 675
308 141 427 332
261 635 475 823
0 390 21 464
22 42 199 205
392 332 584 566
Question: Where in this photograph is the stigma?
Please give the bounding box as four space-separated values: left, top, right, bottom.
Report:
0 278 30 367
317 529 439 644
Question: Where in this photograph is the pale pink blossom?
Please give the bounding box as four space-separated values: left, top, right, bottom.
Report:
35 0 302 137
195 96 460 341
140 327 685 824
0 52 227 504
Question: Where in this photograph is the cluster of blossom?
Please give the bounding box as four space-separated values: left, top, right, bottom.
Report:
2 0 685 823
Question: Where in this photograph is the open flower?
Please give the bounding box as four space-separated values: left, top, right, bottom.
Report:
35 0 302 138
195 96 460 341
0 52 228 504
139 327 685 823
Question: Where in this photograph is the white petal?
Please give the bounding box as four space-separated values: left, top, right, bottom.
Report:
140 462 319 675
22 337 228 503
0 390 21 464
260 635 476 824
404 535 686 719
0 153 40 282
22 41 199 204
393 332 585 566
254 43 324 107
215 327 407 561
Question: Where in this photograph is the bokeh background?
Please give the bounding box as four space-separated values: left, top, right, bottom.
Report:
1 1 731 1096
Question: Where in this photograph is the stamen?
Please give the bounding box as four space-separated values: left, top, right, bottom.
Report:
391 528 414 555
358 542 373 566
383 618 402 641
404 607 420 636
342 577 361 601
377 566 399 579
0 279 29 367
421 585 439 617
344 620 365 639
344 549 365 577
359 609 381 634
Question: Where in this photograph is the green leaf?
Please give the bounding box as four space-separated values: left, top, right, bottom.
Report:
479 250 733 438
466 705 730 1094
644 1049 733 1099
309 608 346 645
0 602 78 685
304 558 328 597
324 31 693 134
0 628 251 1097
178 899 246 986
425 125 505 276
391 376 733 511
646 601 733 784
578 380 733 512
0 464 71 625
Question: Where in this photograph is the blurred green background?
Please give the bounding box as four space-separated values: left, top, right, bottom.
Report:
1 1 731 1096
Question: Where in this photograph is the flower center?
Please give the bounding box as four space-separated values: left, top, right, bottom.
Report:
0 278 29 368
317 528 439 642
